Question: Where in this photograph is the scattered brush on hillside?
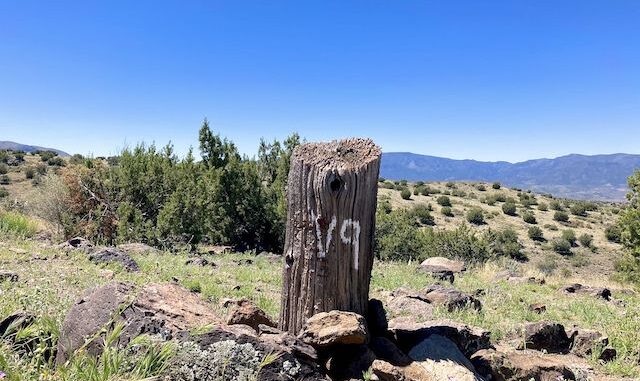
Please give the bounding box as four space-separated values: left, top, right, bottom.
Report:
0 210 38 238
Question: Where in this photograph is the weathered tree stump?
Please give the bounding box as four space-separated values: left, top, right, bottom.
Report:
279 138 381 334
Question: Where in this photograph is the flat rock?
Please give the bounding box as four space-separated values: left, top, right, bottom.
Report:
409 334 483 381
419 257 466 273
226 299 277 331
561 283 611 301
420 284 482 312
472 346 591 381
389 317 491 357
518 321 571 354
56 282 222 365
185 257 217 267
166 325 327 381
386 294 435 320
57 237 95 253
89 247 140 272
298 310 368 348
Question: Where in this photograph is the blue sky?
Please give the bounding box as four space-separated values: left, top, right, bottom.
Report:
1 1 639 162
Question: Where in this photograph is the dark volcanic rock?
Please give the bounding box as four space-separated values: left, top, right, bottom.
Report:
0 270 19 282
57 237 95 253
89 247 140 272
561 283 611 301
518 321 571 354
226 299 277 331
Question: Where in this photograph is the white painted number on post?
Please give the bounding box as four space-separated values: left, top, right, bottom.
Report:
311 212 337 258
340 219 361 270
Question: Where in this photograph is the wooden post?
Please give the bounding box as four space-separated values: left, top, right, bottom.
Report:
279 138 381 334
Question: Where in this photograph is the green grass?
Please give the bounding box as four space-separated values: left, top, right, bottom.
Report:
1 238 639 379
0 211 38 238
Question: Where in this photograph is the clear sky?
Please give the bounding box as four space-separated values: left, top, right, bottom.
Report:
1 1 639 162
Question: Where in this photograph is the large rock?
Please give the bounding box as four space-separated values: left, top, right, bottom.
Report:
56 282 222 365
389 317 491 357
226 299 277 331
89 247 140 272
298 310 368 348
369 336 412 366
420 285 482 312
57 237 95 253
386 294 435 321
419 257 466 273
561 283 611 301
518 321 571 354
472 346 591 381
324 344 376 380
165 325 328 381
0 270 18 282
568 328 615 361
409 334 483 381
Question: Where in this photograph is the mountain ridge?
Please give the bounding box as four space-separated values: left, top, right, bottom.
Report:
381 152 640 202
0 141 70 157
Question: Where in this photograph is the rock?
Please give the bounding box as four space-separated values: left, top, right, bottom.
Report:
371 359 408 381
165 325 328 381
386 294 435 320
56 282 222 365
409 334 483 381
369 336 412 366
518 321 571 354
568 328 610 359
389 317 491 357
185 257 217 267
116 242 159 255
472 346 590 381
421 285 482 312
419 257 466 273
99 269 115 279
528 303 546 314
57 237 95 253
9 247 27 254
367 299 388 336
599 346 617 362
258 326 318 362
0 311 35 338
89 247 140 272
232 258 254 266
325 344 376 380
226 299 277 331
494 271 545 285
0 270 18 282
561 283 611 301
299 310 368 348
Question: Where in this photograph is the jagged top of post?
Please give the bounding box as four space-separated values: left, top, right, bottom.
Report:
293 138 381 168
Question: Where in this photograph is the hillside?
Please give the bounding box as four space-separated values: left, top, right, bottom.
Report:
0 141 69 157
381 152 640 201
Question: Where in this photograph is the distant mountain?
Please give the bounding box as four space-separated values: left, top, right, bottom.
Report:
0 141 70 157
381 152 640 202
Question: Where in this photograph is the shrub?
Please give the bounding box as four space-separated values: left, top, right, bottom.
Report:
445 181 456 188
604 224 622 243
466 207 485 225
441 206 453 217
553 211 569 222
485 228 525 260
378 177 385 182
550 200 563 211
502 202 517 216
37 150 57 162
400 189 412 200
36 163 47 175
0 187 8 198
578 233 593 248
561 229 577 246
570 203 587 217
0 163 7 174
552 238 572 255
451 189 467 197
522 211 536 224
492 182 501 189
0 211 38 237
537 254 558 275
528 226 544 241
494 193 506 202
436 195 451 207
25 167 36 179
413 187 421 196
0 175 10 185
476 184 486 191
544 223 558 231
47 157 65 166
399 179 408 186
483 195 497 206
410 204 435 226
537 202 548 211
